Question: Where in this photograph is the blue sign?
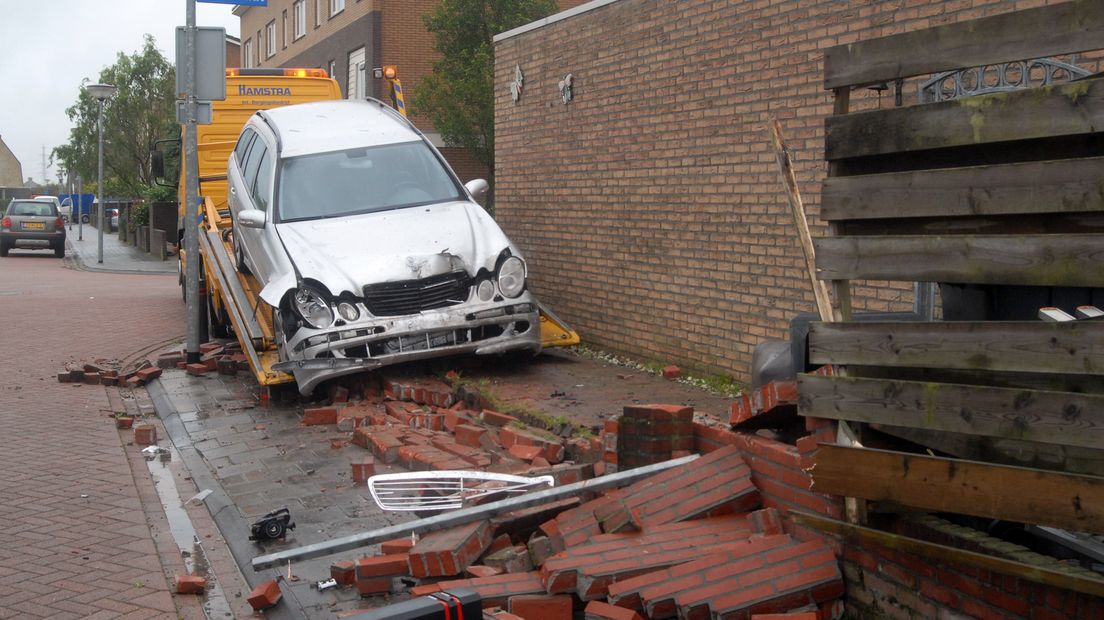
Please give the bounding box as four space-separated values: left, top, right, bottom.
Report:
199 0 267 6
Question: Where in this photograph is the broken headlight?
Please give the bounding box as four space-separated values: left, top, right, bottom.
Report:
497 256 526 298
293 285 334 329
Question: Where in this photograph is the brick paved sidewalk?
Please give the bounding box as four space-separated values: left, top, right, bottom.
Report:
0 249 197 618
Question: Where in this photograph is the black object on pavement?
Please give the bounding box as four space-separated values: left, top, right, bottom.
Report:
249 508 296 541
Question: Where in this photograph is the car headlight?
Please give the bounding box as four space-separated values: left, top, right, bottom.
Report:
497 256 526 298
476 279 495 302
337 301 360 322
293 286 334 329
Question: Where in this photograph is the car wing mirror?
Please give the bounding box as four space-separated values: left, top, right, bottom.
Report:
464 179 489 202
239 209 267 229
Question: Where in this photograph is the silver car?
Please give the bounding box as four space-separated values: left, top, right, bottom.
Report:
228 100 540 393
1 199 66 257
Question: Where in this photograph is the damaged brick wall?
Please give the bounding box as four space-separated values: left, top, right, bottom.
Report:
493 0 1061 381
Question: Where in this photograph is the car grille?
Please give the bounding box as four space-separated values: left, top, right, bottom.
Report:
363 272 471 317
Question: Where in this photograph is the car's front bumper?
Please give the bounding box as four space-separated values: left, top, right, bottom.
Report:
272 299 541 394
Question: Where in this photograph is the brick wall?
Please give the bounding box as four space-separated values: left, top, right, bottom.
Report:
493 0 1068 382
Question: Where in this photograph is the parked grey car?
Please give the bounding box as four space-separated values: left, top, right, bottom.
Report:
1 199 66 257
228 99 540 393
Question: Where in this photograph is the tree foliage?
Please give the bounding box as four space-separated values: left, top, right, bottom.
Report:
52 36 177 199
413 0 559 200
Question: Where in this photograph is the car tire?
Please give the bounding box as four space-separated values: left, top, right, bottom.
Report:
81 214 90 224
54 243 65 258
233 228 252 275
0 240 8 257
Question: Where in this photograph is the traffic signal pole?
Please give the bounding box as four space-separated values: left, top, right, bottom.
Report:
184 0 202 364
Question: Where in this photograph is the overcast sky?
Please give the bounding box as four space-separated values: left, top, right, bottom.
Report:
1 1 241 185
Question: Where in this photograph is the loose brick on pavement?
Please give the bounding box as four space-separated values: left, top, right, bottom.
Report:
409 520 495 578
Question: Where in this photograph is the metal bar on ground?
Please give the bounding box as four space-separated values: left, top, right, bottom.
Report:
251 454 699 571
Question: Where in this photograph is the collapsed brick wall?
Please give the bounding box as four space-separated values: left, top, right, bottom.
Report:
493 0 1065 382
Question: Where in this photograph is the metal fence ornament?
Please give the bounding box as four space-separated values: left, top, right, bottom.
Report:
559 73 575 104
510 64 524 103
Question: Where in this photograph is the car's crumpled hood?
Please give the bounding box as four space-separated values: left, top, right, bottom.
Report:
274 200 517 297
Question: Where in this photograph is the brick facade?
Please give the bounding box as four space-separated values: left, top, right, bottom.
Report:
0 136 22 187
493 0 1065 382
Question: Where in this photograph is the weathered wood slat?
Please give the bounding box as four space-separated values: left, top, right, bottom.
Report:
825 78 1104 161
814 234 1104 286
798 374 1104 450
847 365 1104 398
808 321 1104 375
838 213 1104 237
872 424 1104 479
821 157 1104 221
790 510 1104 598
824 0 1104 89
810 445 1104 533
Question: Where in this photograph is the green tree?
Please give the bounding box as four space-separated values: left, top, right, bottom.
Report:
413 0 559 210
52 36 177 200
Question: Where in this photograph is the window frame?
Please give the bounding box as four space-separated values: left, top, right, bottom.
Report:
242 39 253 69
293 1 306 40
265 21 276 59
330 0 345 17
282 10 288 49
315 0 322 27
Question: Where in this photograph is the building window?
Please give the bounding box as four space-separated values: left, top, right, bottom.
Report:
282 10 288 49
243 39 253 68
294 1 306 40
315 0 322 27
328 59 336 80
330 0 344 17
265 21 276 58
347 47 365 99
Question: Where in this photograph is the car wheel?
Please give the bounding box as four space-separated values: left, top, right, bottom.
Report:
0 240 8 257
233 228 252 275
81 214 90 224
54 243 65 258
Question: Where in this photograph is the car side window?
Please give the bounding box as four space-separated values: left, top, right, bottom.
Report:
241 139 267 206
234 128 256 167
252 148 274 211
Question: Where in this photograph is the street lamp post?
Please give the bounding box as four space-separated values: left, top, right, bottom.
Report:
86 83 116 264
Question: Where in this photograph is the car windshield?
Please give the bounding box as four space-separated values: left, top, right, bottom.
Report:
276 140 463 222
8 202 53 216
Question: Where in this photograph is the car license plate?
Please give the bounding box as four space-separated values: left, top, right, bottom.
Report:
23 222 45 230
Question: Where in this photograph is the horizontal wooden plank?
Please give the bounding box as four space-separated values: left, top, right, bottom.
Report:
821 157 1104 221
791 511 1104 598
814 234 1104 286
824 0 1104 89
872 424 1104 478
798 374 1104 449
825 78 1104 161
810 445 1104 533
808 321 1104 375
847 365 1104 397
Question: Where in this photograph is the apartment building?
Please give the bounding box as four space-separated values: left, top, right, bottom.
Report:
233 1 586 182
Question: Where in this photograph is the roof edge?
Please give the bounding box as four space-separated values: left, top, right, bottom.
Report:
494 0 623 42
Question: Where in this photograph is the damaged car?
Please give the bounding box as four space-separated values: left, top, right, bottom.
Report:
227 99 540 393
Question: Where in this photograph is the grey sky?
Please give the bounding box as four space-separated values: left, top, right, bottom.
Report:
0 0 241 185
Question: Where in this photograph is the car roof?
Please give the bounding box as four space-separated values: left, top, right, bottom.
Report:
258 99 420 158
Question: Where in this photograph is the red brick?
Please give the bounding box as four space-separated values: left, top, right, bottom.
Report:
380 537 415 555
409 520 494 578
486 533 514 556
662 365 681 379
351 456 375 483
509 594 572 620
410 572 545 609
356 576 392 596
357 554 410 578
483 409 519 427
750 613 817 620
484 545 533 574
331 560 356 586
175 574 206 594
302 406 338 426
454 423 486 448
57 371 72 383
136 366 162 382
246 579 282 611
748 507 785 536
584 601 645 620
133 424 157 446
184 362 208 375
466 564 504 578
509 444 543 462
199 342 223 354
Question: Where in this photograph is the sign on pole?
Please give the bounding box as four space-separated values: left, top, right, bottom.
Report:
176 27 227 101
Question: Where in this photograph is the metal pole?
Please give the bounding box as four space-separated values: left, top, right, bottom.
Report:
96 97 105 264
251 454 700 570
77 175 83 240
184 0 202 363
